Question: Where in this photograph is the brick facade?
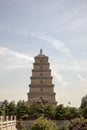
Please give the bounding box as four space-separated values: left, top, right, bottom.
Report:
27 49 57 105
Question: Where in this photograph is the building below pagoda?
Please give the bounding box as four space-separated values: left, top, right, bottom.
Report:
27 49 57 105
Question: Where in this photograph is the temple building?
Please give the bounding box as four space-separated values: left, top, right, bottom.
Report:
27 49 57 105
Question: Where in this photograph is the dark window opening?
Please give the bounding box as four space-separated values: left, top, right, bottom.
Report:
40 80 43 84
40 59 42 63
41 73 43 76
40 88 43 92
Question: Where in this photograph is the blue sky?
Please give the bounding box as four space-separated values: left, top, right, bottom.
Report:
0 0 87 107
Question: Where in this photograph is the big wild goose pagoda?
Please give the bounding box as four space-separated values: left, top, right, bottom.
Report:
27 49 57 105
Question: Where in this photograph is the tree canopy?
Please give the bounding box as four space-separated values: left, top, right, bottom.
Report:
31 116 58 130
0 99 85 120
80 95 87 109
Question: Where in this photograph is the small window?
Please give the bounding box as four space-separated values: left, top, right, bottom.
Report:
40 59 42 63
40 80 43 84
40 88 43 92
41 73 43 76
40 66 42 69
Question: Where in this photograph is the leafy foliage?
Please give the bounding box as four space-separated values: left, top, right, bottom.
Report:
0 108 2 116
69 118 87 130
0 100 81 120
29 103 45 117
55 104 67 120
2 100 9 116
82 106 87 118
44 104 55 118
7 101 16 116
16 100 29 119
67 107 80 119
59 125 69 130
80 94 87 109
31 116 58 130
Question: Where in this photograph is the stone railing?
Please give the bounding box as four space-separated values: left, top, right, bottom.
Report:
0 116 17 130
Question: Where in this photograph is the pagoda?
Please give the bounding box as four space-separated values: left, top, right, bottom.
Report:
27 49 57 105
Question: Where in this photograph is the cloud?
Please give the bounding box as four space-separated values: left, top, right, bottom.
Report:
31 32 70 86
63 17 87 33
75 73 86 82
0 47 33 61
52 71 68 87
0 47 33 70
31 32 86 83
31 32 70 55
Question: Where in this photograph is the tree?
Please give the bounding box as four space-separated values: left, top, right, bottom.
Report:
80 95 87 109
82 106 87 118
69 118 87 130
0 100 16 117
55 105 80 120
16 100 29 119
31 116 58 130
59 125 69 130
29 103 45 117
0 108 2 116
7 101 16 116
66 107 80 119
1 100 9 116
55 104 66 120
44 104 55 118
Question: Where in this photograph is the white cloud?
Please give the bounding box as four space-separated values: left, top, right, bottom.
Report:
31 32 86 84
0 47 33 70
31 32 70 55
52 71 68 87
0 47 33 61
75 73 86 82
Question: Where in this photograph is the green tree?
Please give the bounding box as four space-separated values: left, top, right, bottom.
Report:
80 94 87 109
1 100 9 116
0 100 16 117
29 103 45 117
44 104 55 118
55 104 66 120
64 107 71 120
31 116 58 130
59 125 69 130
69 118 87 130
65 107 80 119
16 100 29 119
7 101 16 116
20 121 27 130
0 108 2 116
82 106 87 118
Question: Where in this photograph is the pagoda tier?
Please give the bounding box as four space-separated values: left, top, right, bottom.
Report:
27 49 57 105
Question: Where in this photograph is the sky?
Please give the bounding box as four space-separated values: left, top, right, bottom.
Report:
0 0 87 107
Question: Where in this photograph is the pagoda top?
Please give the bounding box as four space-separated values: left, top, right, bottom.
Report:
35 49 48 58
40 48 43 55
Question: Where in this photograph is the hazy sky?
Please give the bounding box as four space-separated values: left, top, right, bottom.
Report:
0 0 87 107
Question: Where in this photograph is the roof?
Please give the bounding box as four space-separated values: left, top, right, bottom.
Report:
35 49 48 58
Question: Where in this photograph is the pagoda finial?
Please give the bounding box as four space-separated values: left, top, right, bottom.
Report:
40 48 43 55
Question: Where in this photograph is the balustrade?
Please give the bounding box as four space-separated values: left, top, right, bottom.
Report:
0 116 17 130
